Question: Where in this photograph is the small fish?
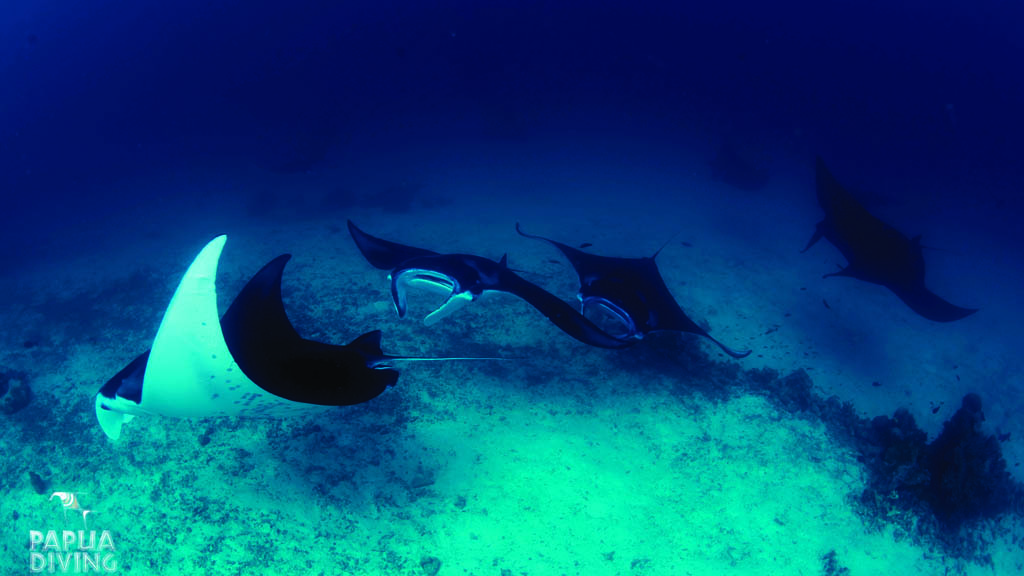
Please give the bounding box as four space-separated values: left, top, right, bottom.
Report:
579 242 593 249
823 299 831 310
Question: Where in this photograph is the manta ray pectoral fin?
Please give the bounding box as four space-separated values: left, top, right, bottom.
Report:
348 220 438 269
348 330 385 356
93 235 236 438
822 269 850 279
821 260 859 280
801 221 826 253
98 236 347 439
94 350 149 439
95 235 243 437
139 235 245 419
889 285 979 323
94 397 136 441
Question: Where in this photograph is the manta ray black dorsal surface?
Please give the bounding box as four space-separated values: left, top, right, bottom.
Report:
803 157 978 322
220 254 398 406
347 220 635 349
347 219 439 270
516 223 751 359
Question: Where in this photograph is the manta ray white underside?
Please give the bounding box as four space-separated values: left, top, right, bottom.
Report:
95 236 324 440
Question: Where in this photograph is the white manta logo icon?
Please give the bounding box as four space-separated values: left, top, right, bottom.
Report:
49 492 93 529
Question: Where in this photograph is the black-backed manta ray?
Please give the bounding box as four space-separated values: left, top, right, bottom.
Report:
515 224 752 359
347 220 633 349
96 236 490 440
803 157 978 322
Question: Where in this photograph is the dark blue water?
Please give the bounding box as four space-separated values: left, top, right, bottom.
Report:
3 0 1022 263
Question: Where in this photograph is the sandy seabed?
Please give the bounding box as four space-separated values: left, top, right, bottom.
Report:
2 151 1022 575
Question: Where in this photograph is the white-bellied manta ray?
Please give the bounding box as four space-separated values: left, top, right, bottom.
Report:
96 235 490 440
803 157 978 322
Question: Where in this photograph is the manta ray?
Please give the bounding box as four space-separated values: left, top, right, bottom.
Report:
802 157 978 322
515 224 752 359
96 236 484 440
347 220 633 349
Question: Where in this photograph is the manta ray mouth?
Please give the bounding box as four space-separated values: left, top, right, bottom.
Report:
580 297 640 341
389 269 471 325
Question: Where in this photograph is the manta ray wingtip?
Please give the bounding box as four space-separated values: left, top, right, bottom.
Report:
95 396 127 440
894 286 979 322
514 222 541 239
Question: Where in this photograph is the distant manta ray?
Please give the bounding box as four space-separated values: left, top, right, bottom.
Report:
802 157 978 322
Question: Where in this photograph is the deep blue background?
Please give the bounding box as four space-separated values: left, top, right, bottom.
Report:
2 0 1023 264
